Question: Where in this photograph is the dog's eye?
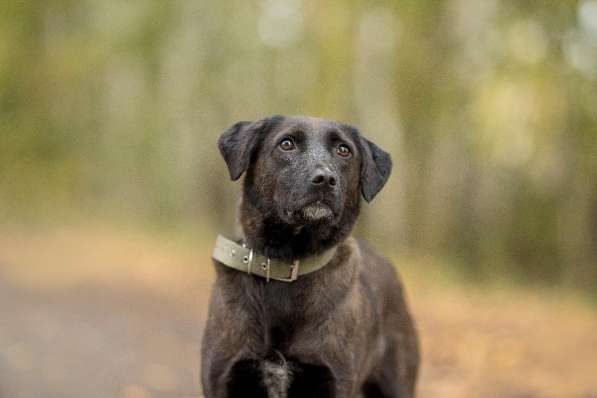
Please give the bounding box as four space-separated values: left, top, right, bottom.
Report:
279 138 295 151
337 144 351 158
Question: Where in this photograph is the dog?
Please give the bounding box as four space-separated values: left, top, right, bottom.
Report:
202 115 419 398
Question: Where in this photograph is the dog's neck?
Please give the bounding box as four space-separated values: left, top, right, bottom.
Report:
237 196 359 262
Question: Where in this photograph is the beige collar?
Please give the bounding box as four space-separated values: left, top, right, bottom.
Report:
212 235 337 282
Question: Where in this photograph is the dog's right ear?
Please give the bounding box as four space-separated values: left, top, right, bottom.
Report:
217 116 281 180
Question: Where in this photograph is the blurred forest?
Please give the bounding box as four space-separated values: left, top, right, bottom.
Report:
1 0 596 295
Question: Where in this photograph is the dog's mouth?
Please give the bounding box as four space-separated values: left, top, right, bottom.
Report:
301 200 333 222
282 198 337 225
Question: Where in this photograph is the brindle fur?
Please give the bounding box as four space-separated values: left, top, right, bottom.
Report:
202 116 419 398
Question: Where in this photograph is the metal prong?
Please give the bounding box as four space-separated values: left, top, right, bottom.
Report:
246 249 254 274
265 258 271 282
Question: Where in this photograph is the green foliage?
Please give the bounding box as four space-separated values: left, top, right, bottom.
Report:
1 0 596 292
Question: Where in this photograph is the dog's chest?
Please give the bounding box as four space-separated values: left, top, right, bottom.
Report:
263 283 304 345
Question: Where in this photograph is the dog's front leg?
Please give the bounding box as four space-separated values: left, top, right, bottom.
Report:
202 355 270 398
285 359 360 398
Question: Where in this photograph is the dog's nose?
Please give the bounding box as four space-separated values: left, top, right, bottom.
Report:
311 169 337 187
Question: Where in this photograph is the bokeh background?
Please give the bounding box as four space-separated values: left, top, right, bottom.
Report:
1 1 596 397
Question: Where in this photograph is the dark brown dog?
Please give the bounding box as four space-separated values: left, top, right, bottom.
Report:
202 116 419 398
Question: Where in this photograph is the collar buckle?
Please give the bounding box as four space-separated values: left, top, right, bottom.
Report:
275 259 300 282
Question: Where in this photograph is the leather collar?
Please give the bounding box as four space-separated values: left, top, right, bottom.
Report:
212 235 337 282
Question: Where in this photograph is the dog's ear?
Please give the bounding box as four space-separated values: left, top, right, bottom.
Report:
358 136 393 202
218 116 281 180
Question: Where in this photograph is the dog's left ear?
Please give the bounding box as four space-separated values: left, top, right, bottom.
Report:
218 116 281 180
358 136 393 202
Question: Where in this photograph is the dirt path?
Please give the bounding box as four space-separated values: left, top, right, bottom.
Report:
1 227 596 398
0 272 205 398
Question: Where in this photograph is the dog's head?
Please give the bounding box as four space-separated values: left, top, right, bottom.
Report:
218 115 391 231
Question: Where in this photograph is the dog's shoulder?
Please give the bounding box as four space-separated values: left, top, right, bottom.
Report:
350 237 405 291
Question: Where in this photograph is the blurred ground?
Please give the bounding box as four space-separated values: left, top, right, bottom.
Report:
1 225 596 398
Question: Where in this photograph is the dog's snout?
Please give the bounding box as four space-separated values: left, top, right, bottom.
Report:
311 169 337 187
